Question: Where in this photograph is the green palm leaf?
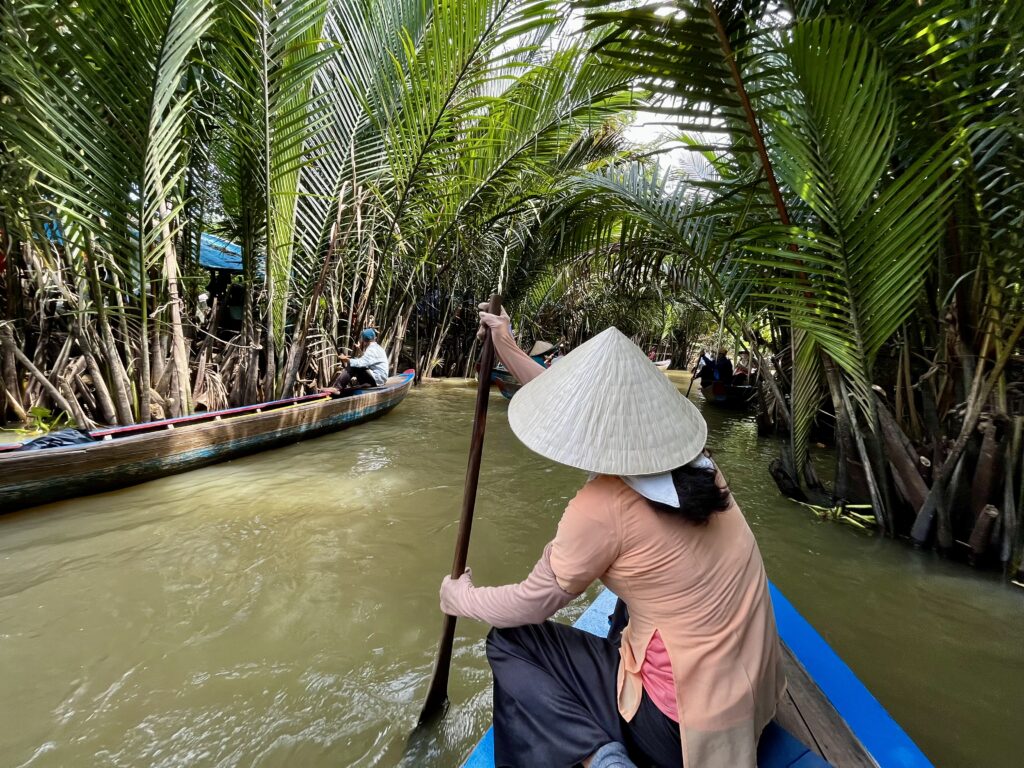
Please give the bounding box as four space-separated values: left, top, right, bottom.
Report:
1 0 216 420
742 18 963 422
216 0 333 363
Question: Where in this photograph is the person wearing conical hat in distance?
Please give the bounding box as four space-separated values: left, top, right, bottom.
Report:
529 339 558 368
439 304 785 768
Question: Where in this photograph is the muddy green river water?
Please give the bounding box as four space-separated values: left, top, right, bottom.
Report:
1 376 1022 767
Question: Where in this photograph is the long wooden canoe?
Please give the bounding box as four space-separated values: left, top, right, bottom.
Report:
0 371 414 514
463 585 931 768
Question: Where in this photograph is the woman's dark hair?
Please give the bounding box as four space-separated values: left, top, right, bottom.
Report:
649 461 731 525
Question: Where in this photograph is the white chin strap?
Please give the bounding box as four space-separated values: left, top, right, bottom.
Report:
592 455 714 509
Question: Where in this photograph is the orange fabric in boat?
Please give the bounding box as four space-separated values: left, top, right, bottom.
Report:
550 475 786 768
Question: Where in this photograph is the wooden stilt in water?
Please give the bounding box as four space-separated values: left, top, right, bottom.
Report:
969 505 999 566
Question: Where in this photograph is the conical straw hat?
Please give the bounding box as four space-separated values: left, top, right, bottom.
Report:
508 327 707 475
529 340 555 356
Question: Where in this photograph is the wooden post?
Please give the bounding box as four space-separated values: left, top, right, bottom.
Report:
969 505 999 566
419 294 502 724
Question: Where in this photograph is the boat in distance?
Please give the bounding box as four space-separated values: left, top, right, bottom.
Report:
0 371 414 514
701 380 757 410
463 586 931 768
494 375 521 400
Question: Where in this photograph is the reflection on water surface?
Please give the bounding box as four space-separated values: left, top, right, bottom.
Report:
0 377 1021 767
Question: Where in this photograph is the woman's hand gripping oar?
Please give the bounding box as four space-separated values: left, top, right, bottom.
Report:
418 294 502 725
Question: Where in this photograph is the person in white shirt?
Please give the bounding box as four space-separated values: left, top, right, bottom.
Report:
327 328 389 390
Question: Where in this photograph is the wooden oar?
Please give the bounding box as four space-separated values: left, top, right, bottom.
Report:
686 351 703 397
419 293 502 724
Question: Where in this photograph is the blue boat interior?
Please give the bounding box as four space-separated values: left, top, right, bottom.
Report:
463 585 930 768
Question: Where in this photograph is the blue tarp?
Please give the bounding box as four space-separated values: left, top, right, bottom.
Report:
42 221 250 274
199 233 244 271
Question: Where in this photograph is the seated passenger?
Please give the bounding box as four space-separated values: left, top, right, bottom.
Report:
326 328 389 391
440 306 785 768
734 350 751 386
714 347 734 386
693 350 716 388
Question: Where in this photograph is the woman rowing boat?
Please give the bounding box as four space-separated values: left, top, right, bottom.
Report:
438 305 785 768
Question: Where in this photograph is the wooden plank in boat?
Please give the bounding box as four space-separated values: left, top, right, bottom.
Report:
779 645 876 767
775 685 820 755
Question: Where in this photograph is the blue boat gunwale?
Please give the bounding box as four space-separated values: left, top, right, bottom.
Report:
462 584 931 768
767 584 930 768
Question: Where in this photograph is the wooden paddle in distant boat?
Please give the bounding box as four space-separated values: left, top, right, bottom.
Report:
419 294 502 724
686 360 701 397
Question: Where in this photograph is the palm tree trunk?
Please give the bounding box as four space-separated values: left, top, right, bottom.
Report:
1 324 27 421
262 302 277 399
911 314 1024 543
281 217 343 396
1 376 25 424
84 348 118 425
1 331 77 420
90 279 135 425
413 308 421 384
821 355 854 501
838 378 889 531
1001 418 1022 569
389 303 414 374
135 218 153 422
72 320 118 425
162 214 192 416
876 395 929 512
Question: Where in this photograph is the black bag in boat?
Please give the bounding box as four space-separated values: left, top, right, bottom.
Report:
22 428 95 450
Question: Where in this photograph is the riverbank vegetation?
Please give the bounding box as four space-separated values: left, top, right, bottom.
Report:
1 0 642 424
1 1 1021 575
575 0 1024 575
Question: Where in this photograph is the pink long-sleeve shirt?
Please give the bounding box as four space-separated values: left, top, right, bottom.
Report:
447 321 785 766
